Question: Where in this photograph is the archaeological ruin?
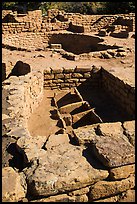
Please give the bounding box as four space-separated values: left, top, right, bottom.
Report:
2 8 135 202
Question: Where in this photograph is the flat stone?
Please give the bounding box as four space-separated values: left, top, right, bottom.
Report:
97 122 123 137
7 127 31 139
59 101 86 114
91 135 135 167
24 140 109 197
93 195 119 202
109 164 135 180
2 167 26 202
51 67 63 73
72 124 99 145
75 66 92 73
45 133 70 150
16 135 48 163
89 175 135 201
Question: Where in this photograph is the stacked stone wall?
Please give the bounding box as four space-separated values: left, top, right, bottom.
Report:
101 68 135 118
43 66 101 89
2 9 135 34
2 70 44 134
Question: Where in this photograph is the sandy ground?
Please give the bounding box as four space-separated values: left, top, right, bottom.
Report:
27 90 60 137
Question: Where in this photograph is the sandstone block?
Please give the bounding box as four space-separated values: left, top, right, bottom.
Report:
97 122 123 137
109 164 135 180
44 74 54 80
59 101 85 114
31 193 88 202
118 189 135 202
72 73 83 78
75 66 92 73
44 134 70 150
2 167 26 202
123 120 135 146
92 134 135 167
72 124 99 145
89 175 135 201
51 67 63 74
24 142 109 197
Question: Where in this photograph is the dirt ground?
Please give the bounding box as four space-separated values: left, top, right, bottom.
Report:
2 32 135 137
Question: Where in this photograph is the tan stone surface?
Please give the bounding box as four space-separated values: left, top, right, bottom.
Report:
59 101 85 114
92 134 135 167
24 140 109 197
30 193 88 202
109 164 135 180
72 124 98 145
118 189 135 202
2 167 26 202
123 120 135 146
97 122 123 137
89 175 135 200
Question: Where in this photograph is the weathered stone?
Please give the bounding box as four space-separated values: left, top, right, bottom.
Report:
72 73 83 78
31 193 88 202
68 186 89 196
118 189 135 202
72 124 98 145
72 109 103 125
97 122 123 137
24 141 109 197
59 101 86 114
51 67 63 73
45 133 70 150
16 136 48 163
91 134 135 167
7 127 31 139
89 175 135 201
44 73 54 80
93 195 119 202
123 120 135 146
75 66 92 73
109 164 135 180
2 167 26 202
101 51 112 59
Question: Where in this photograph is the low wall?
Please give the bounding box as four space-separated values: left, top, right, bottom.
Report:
43 66 135 119
101 68 135 119
2 70 44 136
2 9 135 34
44 66 102 89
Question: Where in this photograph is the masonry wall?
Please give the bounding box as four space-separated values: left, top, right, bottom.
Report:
2 9 135 34
101 68 135 119
2 71 44 135
43 66 101 90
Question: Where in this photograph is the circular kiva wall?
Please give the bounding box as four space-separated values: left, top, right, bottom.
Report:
47 33 119 54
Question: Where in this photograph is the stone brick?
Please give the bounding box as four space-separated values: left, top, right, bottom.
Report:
89 175 135 201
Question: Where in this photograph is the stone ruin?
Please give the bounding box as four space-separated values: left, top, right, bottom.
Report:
2 9 135 202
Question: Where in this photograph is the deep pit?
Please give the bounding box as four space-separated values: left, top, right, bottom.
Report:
48 33 120 55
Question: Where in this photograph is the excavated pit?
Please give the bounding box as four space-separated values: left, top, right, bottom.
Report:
48 33 120 55
28 85 131 137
